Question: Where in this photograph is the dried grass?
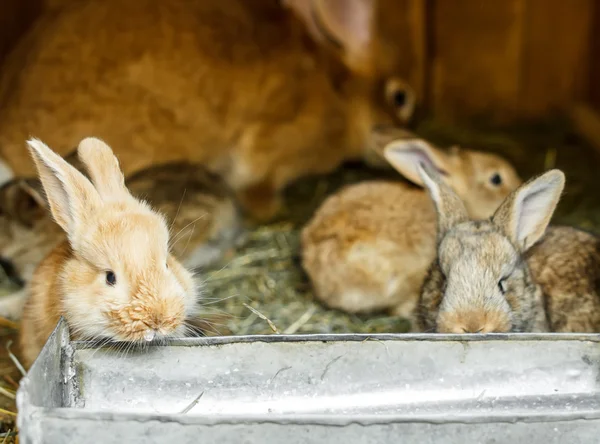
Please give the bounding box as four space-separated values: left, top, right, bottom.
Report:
0 314 19 443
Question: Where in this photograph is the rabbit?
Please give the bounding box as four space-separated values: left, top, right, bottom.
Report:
416 163 600 334
0 149 241 322
19 137 207 368
301 137 522 320
0 0 418 221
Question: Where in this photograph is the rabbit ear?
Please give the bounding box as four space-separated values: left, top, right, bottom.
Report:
76 137 132 201
492 170 565 251
383 139 450 188
26 138 101 238
417 161 469 241
284 0 374 74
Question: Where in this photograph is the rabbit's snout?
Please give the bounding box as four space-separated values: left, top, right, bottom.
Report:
106 295 187 342
436 308 512 334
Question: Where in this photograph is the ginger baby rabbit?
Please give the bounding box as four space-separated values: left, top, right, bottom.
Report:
0 151 241 322
0 0 418 221
19 137 200 368
301 138 521 321
416 164 600 334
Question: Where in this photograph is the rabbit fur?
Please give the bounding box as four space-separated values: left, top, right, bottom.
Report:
301 137 522 319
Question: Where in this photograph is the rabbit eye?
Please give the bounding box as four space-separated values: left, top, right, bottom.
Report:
498 279 507 294
384 79 414 120
106 271 117 286
490 173 503 186
393 90 407 108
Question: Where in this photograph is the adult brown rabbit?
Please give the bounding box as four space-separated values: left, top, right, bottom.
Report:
0 0 418 221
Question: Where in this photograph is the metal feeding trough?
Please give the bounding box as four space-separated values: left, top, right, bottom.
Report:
16 318 600 443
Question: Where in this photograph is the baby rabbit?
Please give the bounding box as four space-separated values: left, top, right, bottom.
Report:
301 138 522 320
19 137 201 368
416 164 600 333
0 151 241 322
0 0 418 220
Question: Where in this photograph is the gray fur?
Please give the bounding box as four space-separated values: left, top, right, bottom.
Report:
414 168 595 334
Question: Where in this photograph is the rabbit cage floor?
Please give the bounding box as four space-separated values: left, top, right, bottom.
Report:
0 117 599 440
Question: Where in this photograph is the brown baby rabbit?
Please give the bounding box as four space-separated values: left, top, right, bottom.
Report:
0 150 241 322
0 0 417 221
301 138 521 320
19 137 216 368
416 164 600 334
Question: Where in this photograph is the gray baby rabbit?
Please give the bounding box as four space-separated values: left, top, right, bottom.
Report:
416 163 600 333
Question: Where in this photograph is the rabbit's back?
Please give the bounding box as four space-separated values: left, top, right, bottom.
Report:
0 0 298 170
302 180 437 317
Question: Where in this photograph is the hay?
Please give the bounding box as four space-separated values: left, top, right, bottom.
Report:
180 392 205 414
0 327 19 444
198 221 412 336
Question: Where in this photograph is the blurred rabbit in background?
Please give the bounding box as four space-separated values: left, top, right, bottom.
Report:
0 0 419 222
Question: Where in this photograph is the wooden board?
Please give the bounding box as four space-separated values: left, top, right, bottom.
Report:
519 0 594 116
428 0 525 122
428 0 595 123
590 2 600 109
0 0 42 67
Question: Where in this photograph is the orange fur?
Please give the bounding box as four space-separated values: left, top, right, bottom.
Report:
19 242 70 367
0 0 418 221
19 137 198 368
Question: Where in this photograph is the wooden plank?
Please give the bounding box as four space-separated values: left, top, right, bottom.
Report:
569 102 600 154
428 0 525 123
590 2 600 109
519 0 594 117
0 0 42 67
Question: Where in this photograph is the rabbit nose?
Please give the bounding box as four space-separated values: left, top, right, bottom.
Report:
460 318 490 333
442 324 485 334
461 326 485 334
437 309 512 334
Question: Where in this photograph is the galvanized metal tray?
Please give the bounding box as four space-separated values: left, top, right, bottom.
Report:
16 317 600 443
